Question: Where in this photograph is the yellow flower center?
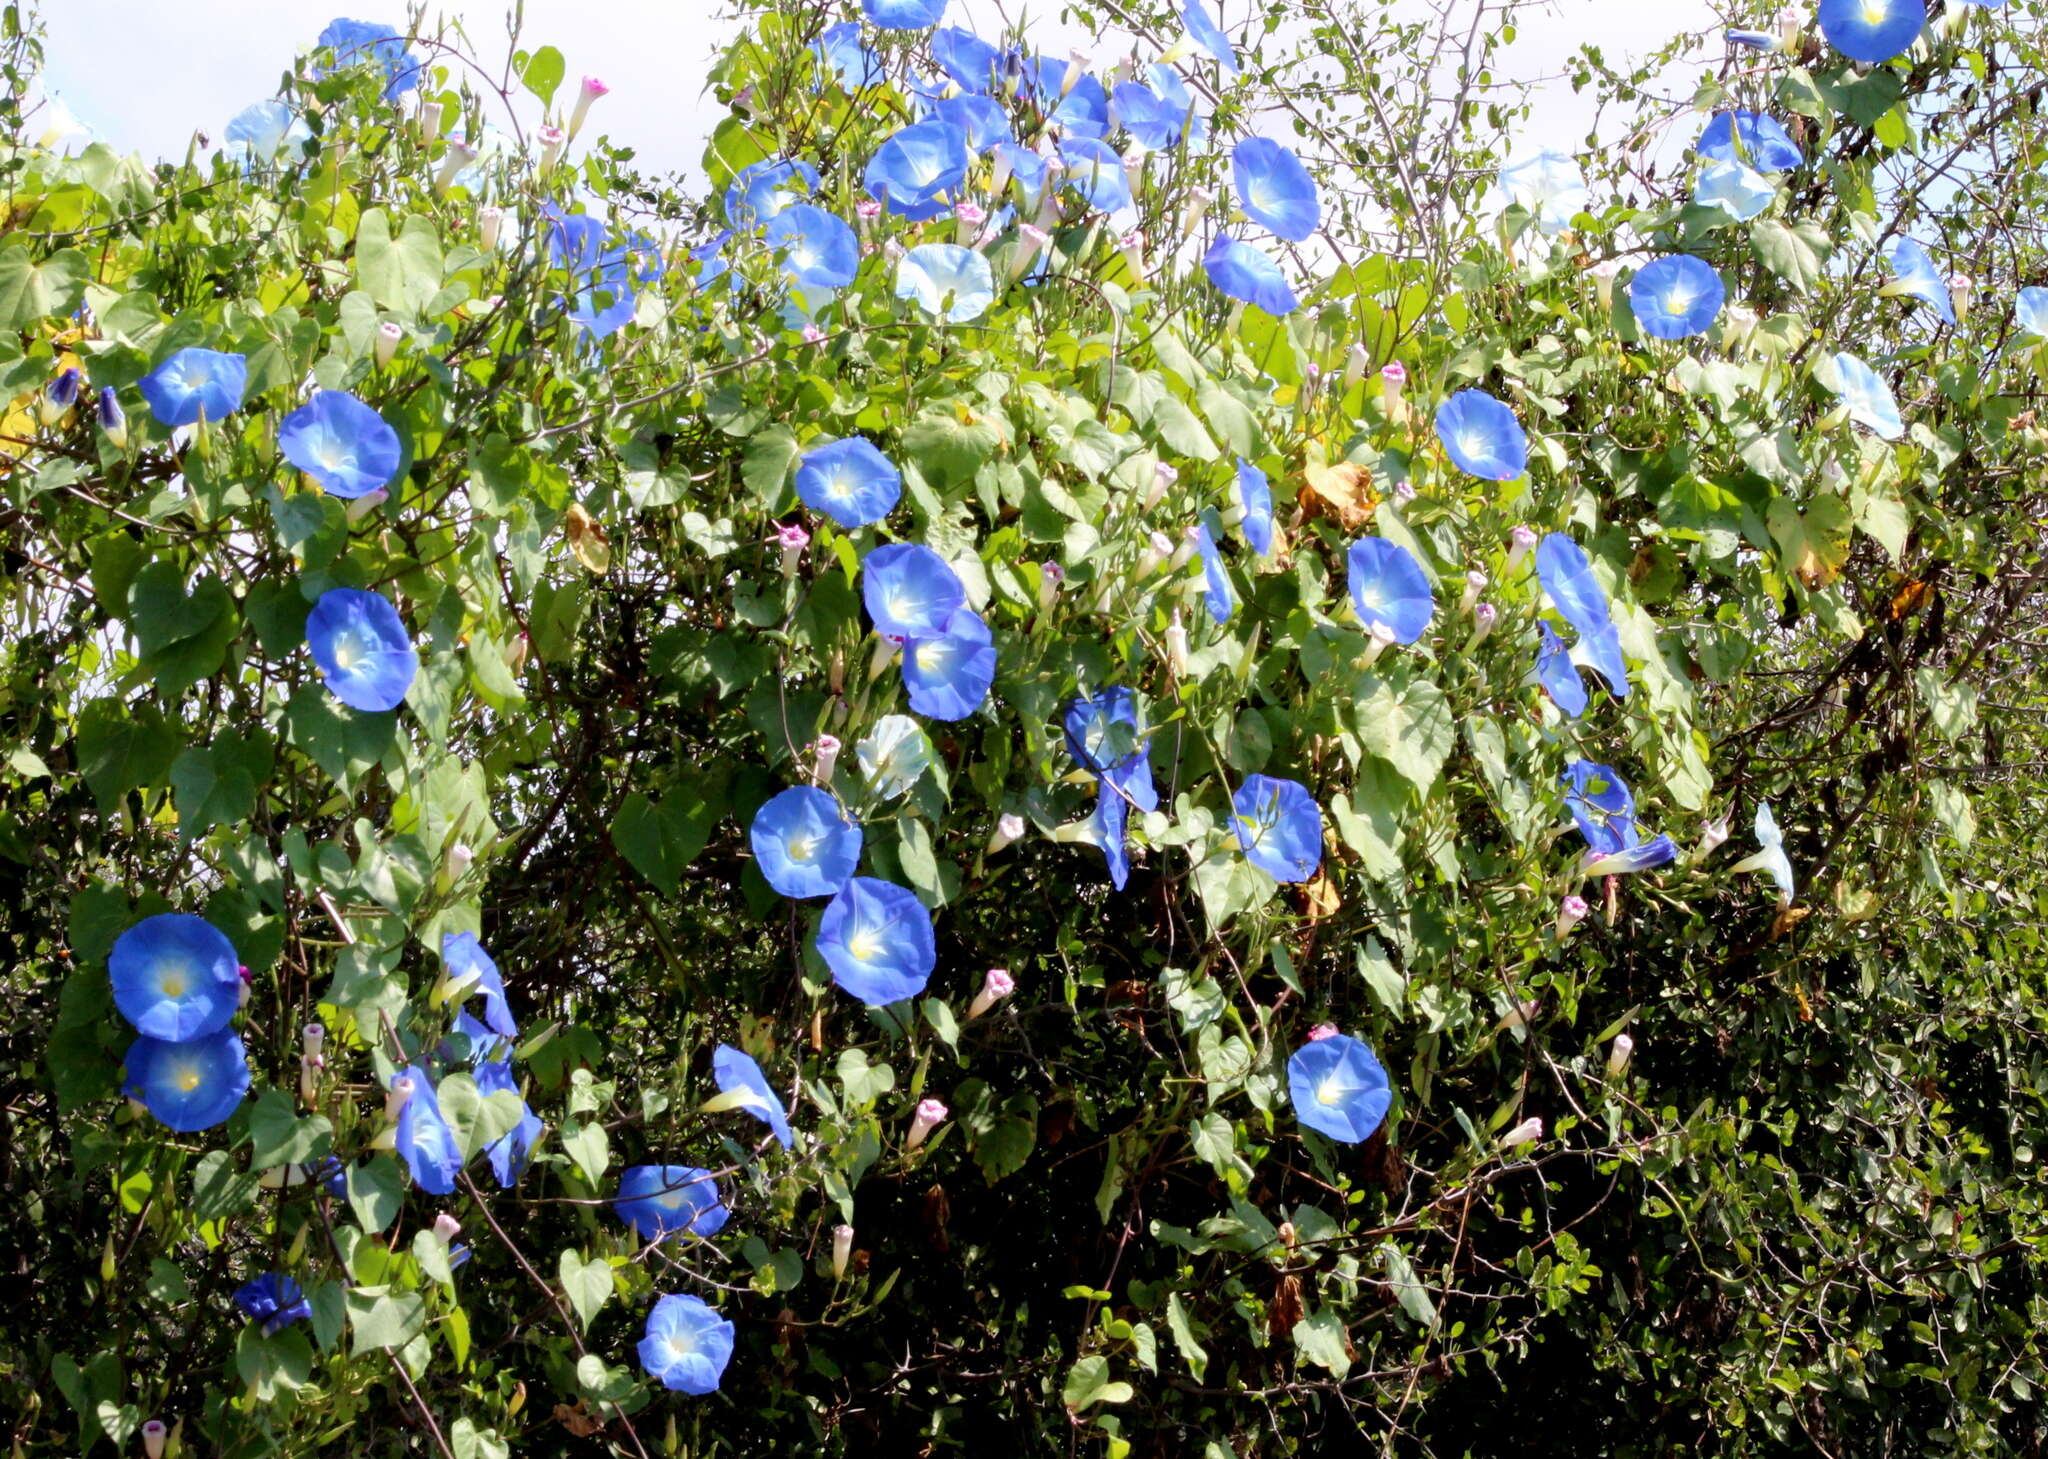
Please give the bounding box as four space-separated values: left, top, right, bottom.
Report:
786 834 817 864
848 929 883 962
914 642 945 673
1316 1076 1344 1105
175 1063 204 1093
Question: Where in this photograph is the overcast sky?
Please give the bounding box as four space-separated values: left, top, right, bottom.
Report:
41 0 1719 183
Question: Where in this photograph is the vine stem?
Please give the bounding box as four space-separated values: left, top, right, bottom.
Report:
457 1172 655 1459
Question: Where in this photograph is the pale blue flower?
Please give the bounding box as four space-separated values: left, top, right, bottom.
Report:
765 204 860 289
1231 775 1322 883
865 120 971 221
750 787 863 899
234 1274 313 1337
441 931 516 1040
1203 236 1296 315
857 715 934 799
1346 537 1434 644
109 913 241 1042
123 1028 249 1132
711 1045 793 1150
1287 1033 1390 1144
1236 459 1273 556
279 390 402 499
306 588 418 712
896 243 995 323
1697 111 1803 172
1730 802 1797 903
1111 83 1185 151
797 438 901 528
1195 517 1234 625
863 544 967 638
931 26 1000 93
1833 352 1904 439
1058 138 1134 214
638 1295 735 1395
817 877 936 1005
392 1071 463 1195
933 94 1011 152
724 158 820 230
1435 389 1527 480
1884 238 1955 326
1181 2 1241 77
139 347 247 427
2017 287 2048 341
614 1165 729 1242
864 0 948 29
901 608 996 720
1535 533 1630 699
814 21 884 89
474 1055 542 1188
1497 150 1586 234
1534 622 1588 718
1694 159 1773 221
224 100 311 166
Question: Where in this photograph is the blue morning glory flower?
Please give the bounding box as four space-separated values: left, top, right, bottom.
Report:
123 1028 249 1132
896 243 996 324
750 786 863 899
691 230 733 291
392 1070 463 1195
724 158 820 230
1232 775 1323 883
1147 66 1209 146
614 1165 730 1243
1583 836 1679 875
1237 459 1274 556
2016 287 2048 341
798 438 901 528
817 877 936 1005
474 1054 543 1187
1817 0 1925 63
1287 1033 1391 1144
1435 389 1527 480
814 21 884 89
865 120 971 222
314 18 423 101
765 204 860 290
233 1274 312 1337
1233 138 1320 242
863 544 967 639
1059 138 1135 214
1089 781 1132 890
1496 150 1586 234
306 588 418 712
1628 255 1724 340
1534 622 1588 718
711 1044 793 1150
441 932 517 1040
138 347 247 427
1021 57 1111 138
902 607 996 720
1885 238 1955 325
638 1294 735 1395
278 390 402 499
1696 111 1803 172
1730 802 1797 902
1561 762 1676 876
542 217 662 339
933 94 1011 152
109 913 241 1042
1065 688 1158 811
1346 537 1435 644
1111 83 1185 151
1181 1 1241 77
1203 237 1297 315
932 27 1000 93
1693 159 1775 222
1833 352 1904 439
224 100 310 166
993 141 1050 198
1194 517 1235 625
864 0 947 28
1535 534 1630 699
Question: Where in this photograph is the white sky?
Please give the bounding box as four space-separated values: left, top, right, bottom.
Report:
42 0 1718 182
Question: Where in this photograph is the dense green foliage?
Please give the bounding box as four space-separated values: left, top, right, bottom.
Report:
5 0 2048 1453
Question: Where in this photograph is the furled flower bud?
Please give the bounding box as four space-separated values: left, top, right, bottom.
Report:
476 204 504 253
1307 1022 1340 1042
567 75 610 141
1948 272 1974 324
96 387 127 447
832 1223 855 1279
419 89 443 142
433 1212 463 1243
813 733 842 785
40 366 81 425
342 487 386 526
1138 529 1174 578
143 1419 168 1459
1060 49 1090 98
299 1051 323 1105
504 631 530 676
446 842 475 884
1168 525 1199 572
384 1074 414 1123
1012 223 1052 281
777 520 810 577
1180 185 1213 238
967 968 1016 1019
302 1023 325 1059
1118 228 1146 283
802 323 826 345
1501 1116 1544 1150
1037 559 1065 614
371 320 404 372
1459 569 1489 617
536 125 565 176
1495 997 1541 1032
1146 461 1178 511
1555 893 1589 940
1165 610 1189 677
1470 601 1498 645
1698 813 1731 858
433 140 477 195
1507 524 1538 567
1343 343 1369 392
1607 1032 1635 1075
987 812 1026 855
906 1098 949 1151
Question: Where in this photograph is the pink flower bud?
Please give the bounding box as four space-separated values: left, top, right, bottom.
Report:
477 205 504 252
344 487 387 524
1360 618 1398 667
1471 602 1498 644
1555 893 1590 940
374 320 403 369
987 813 1026 855
1307 1022 1340 1042
1459 568 1489 617
802 323 826 345
906 1098 949 1150
1343 343 1369 391
433 1212 463 1242
433 140 476 195
1501 1116 1544 1149
1381 361 1407 390
955 200 986 228
778 520 810 576
813 733 842 784
968 968 1016 1018
143 1420 168 1459
1508 524 1538 566
302 1023 325 1058
1037 559 1065 614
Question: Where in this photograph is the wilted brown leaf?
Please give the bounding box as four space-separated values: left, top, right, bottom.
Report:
564 502 611 574
1269 1273 1304 1338
1299 459 1376 530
